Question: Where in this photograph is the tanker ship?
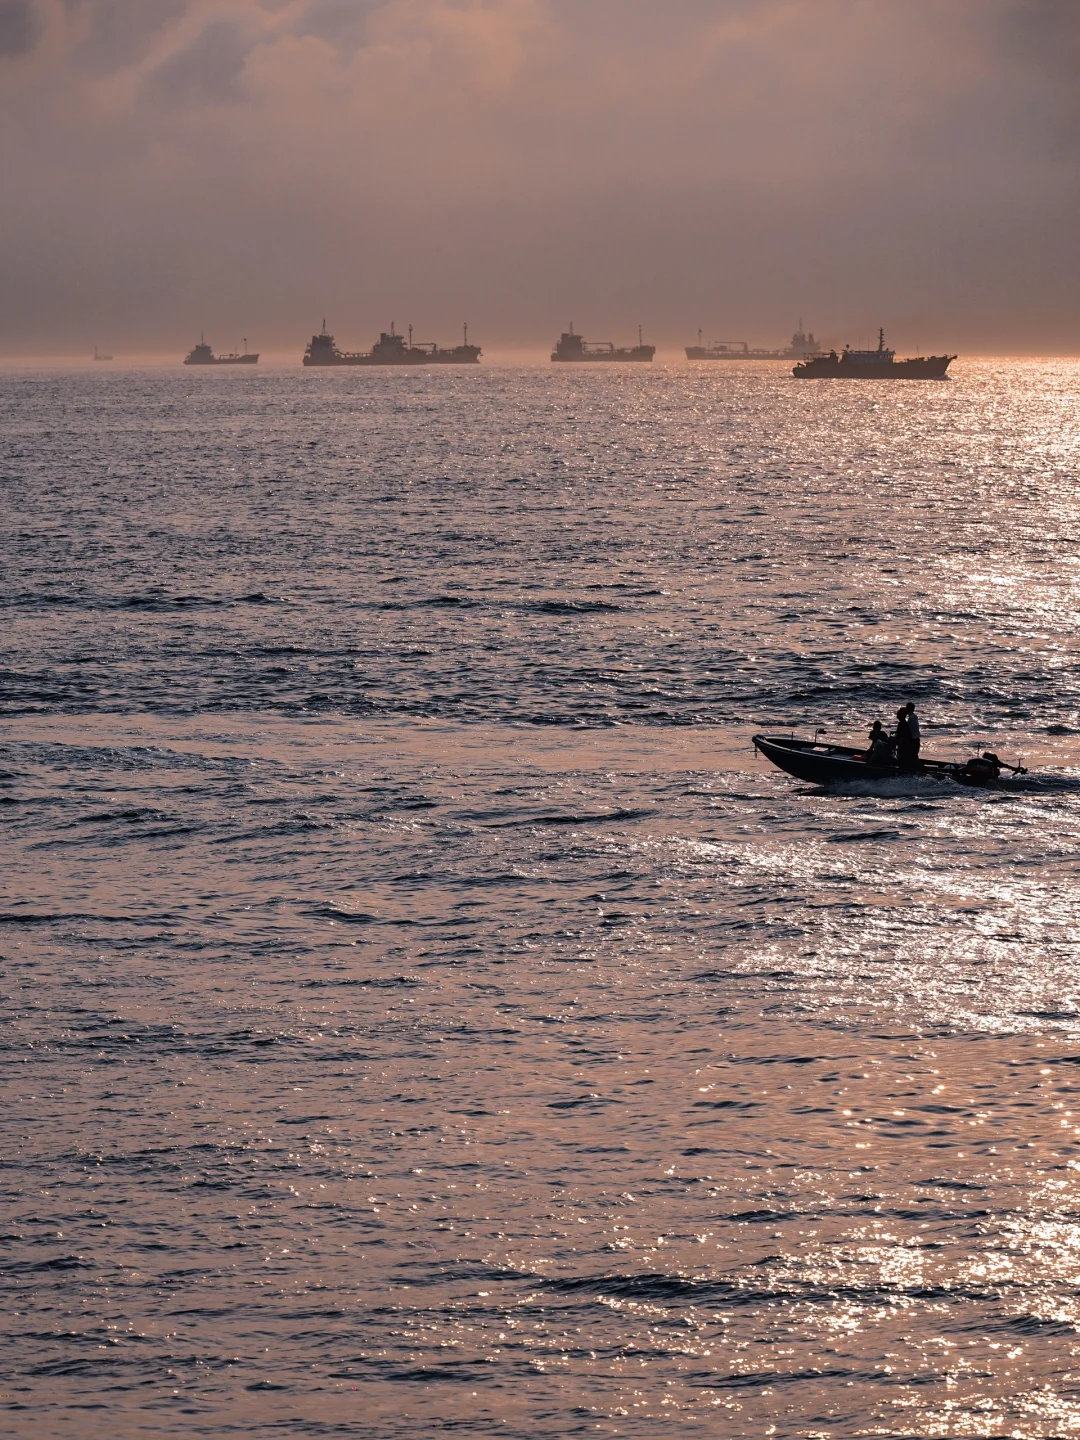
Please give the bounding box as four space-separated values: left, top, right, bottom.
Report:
793 329 955 379
303 322 481 366
551 324 654 363
183 336 259 365
686 325 820 361
423 324 482 364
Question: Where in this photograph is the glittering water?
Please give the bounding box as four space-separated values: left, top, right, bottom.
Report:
3 359 1080 1437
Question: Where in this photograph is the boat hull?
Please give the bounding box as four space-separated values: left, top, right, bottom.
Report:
752 734 998 787
184 354 259 365
792 355 954 379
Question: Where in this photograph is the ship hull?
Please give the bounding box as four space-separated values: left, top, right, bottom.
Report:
552 348 655 363
426 346 482 365
686 347 786 360
302 353 427 366
793 355 954 379
184 354 259 365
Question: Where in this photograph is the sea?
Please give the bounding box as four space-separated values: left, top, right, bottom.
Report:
3 357 1080 1438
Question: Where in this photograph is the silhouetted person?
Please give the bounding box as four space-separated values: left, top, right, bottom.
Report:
895 705 918 769
867 720 893 763
905 702 921 759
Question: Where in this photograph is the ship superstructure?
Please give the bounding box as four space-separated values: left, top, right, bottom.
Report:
784 325 820 360
184 335 259 365
792 329 955 379
551 324 654 363
302 322 481 366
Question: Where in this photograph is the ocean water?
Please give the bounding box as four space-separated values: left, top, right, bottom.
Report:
3 358 1080 1438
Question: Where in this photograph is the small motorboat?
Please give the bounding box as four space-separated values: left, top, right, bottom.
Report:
752 734 1026 788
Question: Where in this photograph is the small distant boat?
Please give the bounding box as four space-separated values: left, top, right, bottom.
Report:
551 324 654 363
93 346 113 361
792 329 954 379
753 734 1026 787
184 335 259 366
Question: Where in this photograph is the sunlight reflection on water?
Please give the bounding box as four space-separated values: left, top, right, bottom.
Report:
2 361 1080 1436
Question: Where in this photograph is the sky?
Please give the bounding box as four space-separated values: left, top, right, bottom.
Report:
1 0 1078 355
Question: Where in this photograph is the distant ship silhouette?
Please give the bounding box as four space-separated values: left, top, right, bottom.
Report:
303 321 481 366
686 324 819 361
183 335 259 365
551 323 654 362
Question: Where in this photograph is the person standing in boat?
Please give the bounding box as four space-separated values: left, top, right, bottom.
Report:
905 702 921 760
895 705 918 769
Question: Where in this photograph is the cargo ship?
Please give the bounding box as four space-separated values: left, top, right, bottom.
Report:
423 324 482 365
551 324 654 363
792 329 955 379
303 322 481 366
183 336 259 365
93 346 113 362
686 324 820 361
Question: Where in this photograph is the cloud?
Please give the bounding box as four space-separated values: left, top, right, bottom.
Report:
292 0 382 53
144 18 252 105
1 0 1078 353
0 0 41 56
72 0 191 73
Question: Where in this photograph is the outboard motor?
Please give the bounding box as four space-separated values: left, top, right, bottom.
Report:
960 752 1002 786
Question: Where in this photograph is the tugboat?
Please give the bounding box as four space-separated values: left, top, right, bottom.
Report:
793 329 954 379
183 335 259 365
686 324 820 361
302 322 482 366
551 324 655 363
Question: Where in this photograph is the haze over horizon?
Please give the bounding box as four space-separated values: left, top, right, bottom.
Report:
2 0 1079 356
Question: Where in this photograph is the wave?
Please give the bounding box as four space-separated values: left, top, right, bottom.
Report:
487 807 653 828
